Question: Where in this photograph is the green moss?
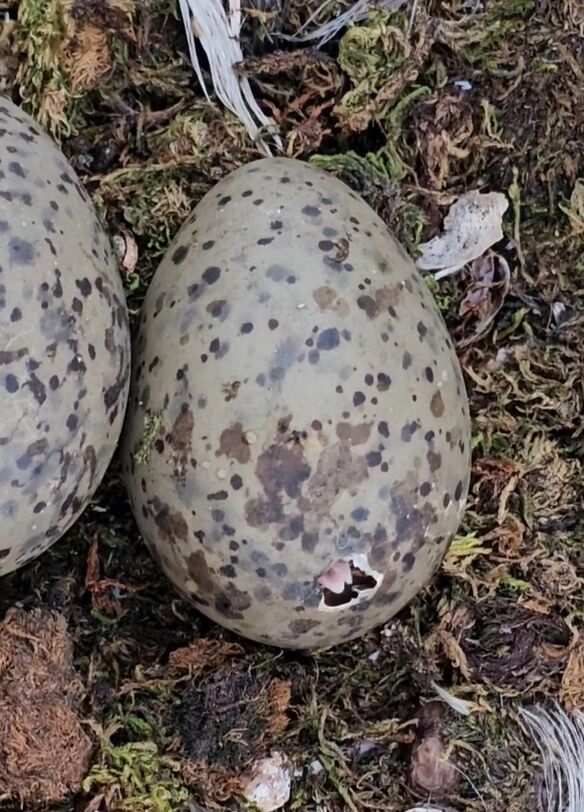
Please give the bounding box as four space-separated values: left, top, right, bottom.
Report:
310 148 402 185
498 575 529 592
133 412 165 465
423 273 456 313
14 0 76 135
337 10 409 85
334 9 415 130
496 0 535 16
439 7 529 70
82 741 189 812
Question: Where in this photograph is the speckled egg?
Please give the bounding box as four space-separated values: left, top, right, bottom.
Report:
0 97 131 577
122 157 471 650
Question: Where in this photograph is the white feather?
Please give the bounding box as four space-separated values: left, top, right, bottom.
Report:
521 703 584 812
177 0 413 148
430 680 475 717
281 0 409 46
178 0 280 154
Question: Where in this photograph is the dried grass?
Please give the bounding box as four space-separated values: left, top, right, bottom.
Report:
0 607 92 805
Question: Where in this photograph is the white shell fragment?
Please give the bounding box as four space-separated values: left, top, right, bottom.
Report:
404 807 459 812
416 190 509 279
242 752 291 812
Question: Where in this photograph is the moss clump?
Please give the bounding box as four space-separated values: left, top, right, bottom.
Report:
82 739 189 812
14 0 136 137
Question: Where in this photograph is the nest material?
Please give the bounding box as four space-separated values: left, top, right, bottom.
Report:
0 607 93 805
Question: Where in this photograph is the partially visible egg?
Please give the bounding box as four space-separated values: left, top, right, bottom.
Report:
122 157 471 650
0 97 131 576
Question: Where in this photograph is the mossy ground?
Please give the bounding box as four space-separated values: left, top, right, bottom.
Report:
1 0 583 810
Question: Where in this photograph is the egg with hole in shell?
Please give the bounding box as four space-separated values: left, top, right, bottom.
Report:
121 157 471 650
0 96 131 577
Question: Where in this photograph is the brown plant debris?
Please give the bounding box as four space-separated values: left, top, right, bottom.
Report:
238 48 344 156
0 607 92 805
560 638 584 711
460 602 571 691
410 702 457 796
168 636 244 676
84 533 147 616
172 661 291 765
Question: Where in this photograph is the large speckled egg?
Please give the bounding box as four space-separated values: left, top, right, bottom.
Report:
0 97 131 577
122 157 471 650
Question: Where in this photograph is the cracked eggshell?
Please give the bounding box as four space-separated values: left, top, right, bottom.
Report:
242 752 291 811
0 97 131 577
121 157 471 650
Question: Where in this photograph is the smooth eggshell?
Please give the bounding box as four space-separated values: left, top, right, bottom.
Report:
122 157 471 649
0 97 131 576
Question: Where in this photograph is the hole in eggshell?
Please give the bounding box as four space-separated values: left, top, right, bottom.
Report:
317 554 382 611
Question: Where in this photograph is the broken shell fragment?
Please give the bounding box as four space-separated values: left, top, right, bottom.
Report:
242 752 291 812
416 189 509 279
121 157 471 650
